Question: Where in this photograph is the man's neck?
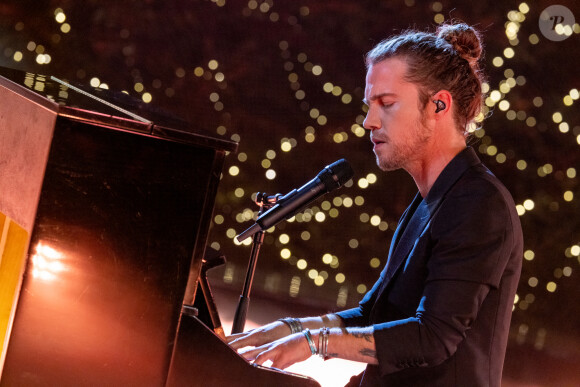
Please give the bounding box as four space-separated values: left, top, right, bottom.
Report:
406 142 466 198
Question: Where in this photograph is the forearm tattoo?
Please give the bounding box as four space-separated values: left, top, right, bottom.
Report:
349 331 373 343
359 348 377 359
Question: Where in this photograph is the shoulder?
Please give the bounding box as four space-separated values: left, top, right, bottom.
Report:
432 163 520 237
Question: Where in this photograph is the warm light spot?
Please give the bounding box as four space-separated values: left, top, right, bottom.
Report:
433 13 444 24
356 284 367 294
528 277 538 287
308 269 318 279
524 250 535 261
490 90 502 102
297 259 307 270
265 169 276 179
370 258 381 268
55 11 66 23
229 166 240 176
142 92 152 103
226 228 237 239
563 191 573 202
341 94 352 104
315 212 326 222
335 273 345 283
546 282 557 292
208 59 219 70
503 47 515 58
523 199 535 211
280 248 291 259
487 145 498 156
358 178 369 189
214 214 224 225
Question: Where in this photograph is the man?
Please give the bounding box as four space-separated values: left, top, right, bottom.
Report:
228 23 523 386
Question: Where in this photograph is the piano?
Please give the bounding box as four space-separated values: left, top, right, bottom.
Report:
0 67 320 386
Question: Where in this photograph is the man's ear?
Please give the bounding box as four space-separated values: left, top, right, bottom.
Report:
431 90 452 117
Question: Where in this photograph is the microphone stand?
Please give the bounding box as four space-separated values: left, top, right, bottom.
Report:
231 192 280 334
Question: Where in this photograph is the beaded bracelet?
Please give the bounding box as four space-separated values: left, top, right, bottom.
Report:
302 329 317 355
278 317 304 334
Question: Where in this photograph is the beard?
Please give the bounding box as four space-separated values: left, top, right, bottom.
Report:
375 112 432 171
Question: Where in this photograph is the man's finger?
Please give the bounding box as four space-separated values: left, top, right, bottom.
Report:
253 349 275 366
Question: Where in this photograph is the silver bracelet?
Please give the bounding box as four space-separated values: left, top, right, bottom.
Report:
319 327 330 360
302 328 317 355
278 317 303 334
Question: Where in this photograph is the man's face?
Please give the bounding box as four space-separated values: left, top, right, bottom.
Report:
363 57 432 171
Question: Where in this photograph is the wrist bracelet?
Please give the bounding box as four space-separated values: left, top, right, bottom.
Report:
278 317 304 334
319 327 330 360
302 329 317 355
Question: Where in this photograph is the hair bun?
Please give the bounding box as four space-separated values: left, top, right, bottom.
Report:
437 23 482 67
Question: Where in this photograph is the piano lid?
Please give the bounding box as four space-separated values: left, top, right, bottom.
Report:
0 66 237 152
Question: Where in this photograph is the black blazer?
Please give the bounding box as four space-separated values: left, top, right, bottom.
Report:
337 147 523 386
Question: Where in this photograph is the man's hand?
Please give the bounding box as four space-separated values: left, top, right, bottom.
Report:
226 320 291 351
237 332 313 370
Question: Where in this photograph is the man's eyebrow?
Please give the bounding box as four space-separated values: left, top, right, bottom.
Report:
362 92 398 105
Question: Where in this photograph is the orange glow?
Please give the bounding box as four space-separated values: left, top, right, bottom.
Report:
30 242 66 281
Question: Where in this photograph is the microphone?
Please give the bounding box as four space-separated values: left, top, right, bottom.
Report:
236 159 354 242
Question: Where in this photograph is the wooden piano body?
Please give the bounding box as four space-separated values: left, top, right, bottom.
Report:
0 67 319 386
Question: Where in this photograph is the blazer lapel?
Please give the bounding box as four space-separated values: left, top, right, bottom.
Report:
375 196 432 298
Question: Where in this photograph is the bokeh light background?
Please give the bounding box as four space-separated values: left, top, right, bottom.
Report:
1 0 578 385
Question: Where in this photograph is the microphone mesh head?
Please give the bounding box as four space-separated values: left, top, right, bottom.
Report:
319 159 354 191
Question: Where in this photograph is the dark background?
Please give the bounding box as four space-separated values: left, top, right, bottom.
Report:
1 0 578 385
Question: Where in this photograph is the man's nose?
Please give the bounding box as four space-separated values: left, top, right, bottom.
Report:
363 106 381 131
